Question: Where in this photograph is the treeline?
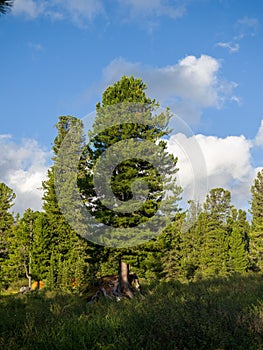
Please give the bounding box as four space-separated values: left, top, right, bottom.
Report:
1 173 263 291
1 76 263 291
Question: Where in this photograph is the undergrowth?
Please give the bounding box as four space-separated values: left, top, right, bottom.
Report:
1 274 263 349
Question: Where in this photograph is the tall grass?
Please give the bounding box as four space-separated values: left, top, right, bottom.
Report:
1 274 263 349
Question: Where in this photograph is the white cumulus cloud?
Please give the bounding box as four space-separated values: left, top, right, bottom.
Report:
167 131 256 210
101 55 238 123
2 118 263 215
0 136 50 214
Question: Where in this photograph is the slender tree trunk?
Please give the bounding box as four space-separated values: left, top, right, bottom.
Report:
118 256 134 298
24 261 32 289
24 219 33 290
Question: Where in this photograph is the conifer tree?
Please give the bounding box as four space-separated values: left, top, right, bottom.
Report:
7 210 53 287
200 188 232 277
179 201 203 280
161 214 185 280
79 76 181 289
43 116 96 289
249 169 263 271
0 182 15 288
46 252 56 290
43 116 85 259
228 208 249 273
31 211 53 282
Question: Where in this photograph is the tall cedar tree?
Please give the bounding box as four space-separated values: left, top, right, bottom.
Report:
161 202 207 281
31 211 54 281
160 213 186 280
179 201 203 280
42 116 95 289
228 208 249 273
249 169 263 271
0 183 15 288
200 188 232 277
80 76 181 290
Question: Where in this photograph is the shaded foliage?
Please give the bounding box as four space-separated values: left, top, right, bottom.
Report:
1 274 263 349
0 0 13 15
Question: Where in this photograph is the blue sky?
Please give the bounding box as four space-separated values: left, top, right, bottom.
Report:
1 0 263 214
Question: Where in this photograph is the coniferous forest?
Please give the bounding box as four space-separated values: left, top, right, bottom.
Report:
1 76 263 349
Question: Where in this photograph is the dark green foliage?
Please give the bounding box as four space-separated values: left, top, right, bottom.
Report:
6 210 58 286
81 76 180 239
79 76 181 282
42 117 81 260
46 245 92 292
200 188 232 276
204 187 232 222
31 212 54 281
161 214 185 280
0 0 13 14
249 169 263 271
0 183 15 288
42 116 98 290
0 183 15 259
2 77 263 296
161 188 250 281
2 77 263 348
7 209 36 284
228 209 249 273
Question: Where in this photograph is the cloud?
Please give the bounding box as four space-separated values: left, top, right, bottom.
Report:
1 118 263 216
216 41 240 53
91 55 256 211
12 0 104 27
235 16 258 39
12 0 186 28
167 130 258 210
51 0 105 27
28 42 44 52
0 136 50 214
255 119 263 146
217 16 258 53
12 0 47 18
117 0 186 20
0 134 12 141
101 55 238 123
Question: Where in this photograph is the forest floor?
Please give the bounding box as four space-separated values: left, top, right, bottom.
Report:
1 274 263 349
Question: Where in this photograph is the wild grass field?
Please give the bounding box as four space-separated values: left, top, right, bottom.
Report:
1 274 263 350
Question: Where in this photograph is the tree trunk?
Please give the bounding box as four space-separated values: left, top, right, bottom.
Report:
24 218 33 290
118 257 134 299
24 261 32 290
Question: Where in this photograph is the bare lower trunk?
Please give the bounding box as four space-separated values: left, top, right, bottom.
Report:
85 272 143 303
24 261 32 290
119 257 134 299
25 218 33 290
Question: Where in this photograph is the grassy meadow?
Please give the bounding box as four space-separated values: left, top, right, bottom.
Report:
1 274 263 349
